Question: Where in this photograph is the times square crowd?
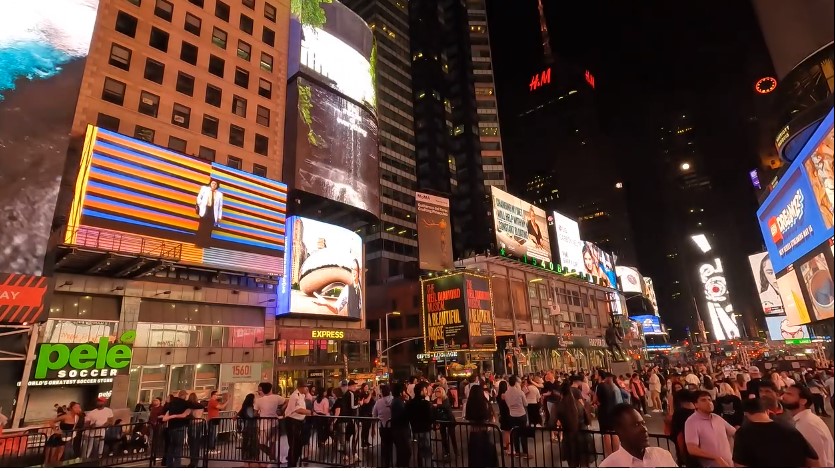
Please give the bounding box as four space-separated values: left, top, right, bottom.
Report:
16 359 835 468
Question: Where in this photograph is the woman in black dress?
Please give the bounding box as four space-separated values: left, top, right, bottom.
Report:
238 394 260 467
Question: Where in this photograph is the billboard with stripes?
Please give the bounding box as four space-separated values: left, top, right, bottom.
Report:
0 273 51 325
66 126 287 275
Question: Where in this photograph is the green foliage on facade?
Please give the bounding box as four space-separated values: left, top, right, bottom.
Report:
298 84 320 146
291 0 333 28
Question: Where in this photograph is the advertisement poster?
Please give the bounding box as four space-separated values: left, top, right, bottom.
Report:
421 273 496 352
547 211 583 273
0 1 98 274
765 315 810 341
616 266 644 294
757 111 834 273
289 77 379 217
581 241 616 287
698 257 740 341
279 217 363 320
643 277 659 315
776 267 813 326
798 246 834 321
0 273 51 324
491 187 551 262
67 127 288 274
630 314 663 335
747 252 785 315
415 192 453 271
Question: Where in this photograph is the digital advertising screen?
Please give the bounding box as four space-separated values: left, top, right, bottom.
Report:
630 314 663 335
747 252 785 315
415 192 453 271
66 127 287 274
547 211 583 274
698 257 740 341
285 77 379 218
757 110 834 273
421 272 496 353
765 315 811 341
491 187 552 263
643 277 659 315
288 0 376 113
797 242 834 321
0 273 52 325
581 241 616 288
616 266 644 294
0 0 98 274
278 217 364 320
776 265 813 326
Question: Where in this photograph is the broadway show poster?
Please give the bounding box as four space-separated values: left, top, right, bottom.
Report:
422 273 496 352
415 192 453 271
491 187 551 263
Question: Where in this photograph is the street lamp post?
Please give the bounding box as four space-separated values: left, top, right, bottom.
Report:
380 311 400 367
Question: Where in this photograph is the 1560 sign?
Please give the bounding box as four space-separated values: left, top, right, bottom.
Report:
31 331 135 386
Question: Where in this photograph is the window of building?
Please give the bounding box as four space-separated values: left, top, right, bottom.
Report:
134 125 155 142
149 27 169 52
237 40 251 60
208 55 225 77
184 13 201 35
198 146 216 161
154 0 173 21
255 105 270 126
188 0 204 6
143 58 165 84
229 124 245 147
258 78 271 98
232 95 247 117
138 91 160 117
101 77 126 105
242 0 255 9
171 103 191 128
227 156 243 169
254 134 268 155
264 3 276 22
240 14 254 34
253 163 267 177
212 27 228 49
262 26 275 46
201 115 219 138
96 113 120 132
180 41 198 65
115 11 138 37
108 43 131 70
234 67 249 88
205 84 222 107
215 0 230 21
260 52 273 71
168 136 187 153
176 72 194 96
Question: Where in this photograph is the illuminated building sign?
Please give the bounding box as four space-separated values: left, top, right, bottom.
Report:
529 67 551 91
755 77 777 94
698 258 740 341
585 70 595 89
27 331 135 387
498 248 605 286
311 329 345 339
421 273 496 353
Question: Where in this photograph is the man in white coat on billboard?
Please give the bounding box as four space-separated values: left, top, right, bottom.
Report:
196 179 224 247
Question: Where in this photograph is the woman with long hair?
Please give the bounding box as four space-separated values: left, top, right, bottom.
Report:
431 387 458 460
497 380 512 455
556 380 592 467
45 402 81 465
463 384 498 467
186 393 204 467
715 382 743 427
313 387 330 446
758 255 782 312
238 394 259 467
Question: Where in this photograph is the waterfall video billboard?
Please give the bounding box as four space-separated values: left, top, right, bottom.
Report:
285 77 379 218
421 272 496 352
0 1 98 274
415 192 453 271
490 187 552 263
66 127 287 275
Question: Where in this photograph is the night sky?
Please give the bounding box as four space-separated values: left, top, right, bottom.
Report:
487 0 777 338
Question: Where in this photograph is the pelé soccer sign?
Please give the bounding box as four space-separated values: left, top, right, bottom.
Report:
28 331 135 387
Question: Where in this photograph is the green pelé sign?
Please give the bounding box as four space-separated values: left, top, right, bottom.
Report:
31 331 135 385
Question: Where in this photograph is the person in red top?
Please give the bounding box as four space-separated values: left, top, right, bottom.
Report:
630 373 650 417
207 390 228 454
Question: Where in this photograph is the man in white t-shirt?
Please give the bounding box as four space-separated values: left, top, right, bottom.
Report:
254 382 286 461
84 397 114 459
648 368 663 412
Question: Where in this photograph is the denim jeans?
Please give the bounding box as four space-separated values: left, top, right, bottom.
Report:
208 419 219 450
413 431 431 467
83 433 104 460
165 427 186 467
188 421 204 466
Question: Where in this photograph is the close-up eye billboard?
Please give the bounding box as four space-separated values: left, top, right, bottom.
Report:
278 217 364 320
491 187 552 263
0 0 98 274
66 127 287 275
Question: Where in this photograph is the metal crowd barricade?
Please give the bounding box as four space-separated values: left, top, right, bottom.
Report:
507 425 680 468
0 429 48 468
300 415 383 468
201 416 282 467
421 420 506 468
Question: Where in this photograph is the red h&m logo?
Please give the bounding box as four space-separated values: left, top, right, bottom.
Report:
0 273 50 325
529 67 551 91
585 70 595 89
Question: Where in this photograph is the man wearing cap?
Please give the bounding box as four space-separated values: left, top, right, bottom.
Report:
745 366 763 400
83 397 114 460
286 380 312 467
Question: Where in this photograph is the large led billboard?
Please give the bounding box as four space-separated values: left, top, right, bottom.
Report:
797 242 834 321
747 252 785 315
278 217 363 320
415 192 453 271
285 77 379 218
421 272 496 352
581 241 616 288
616 266 644 294
643 277 659 315
776 266 813 326
765 315 811 341
0 1 98 274
630 314 663 335
698 257 740 341
66 127 287 274
288 0 376 113
547 211 583 273
757 110 833 273
0 273 51 325
491 187 552 263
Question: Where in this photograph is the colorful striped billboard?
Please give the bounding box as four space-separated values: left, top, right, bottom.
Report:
66 126 287 275
0 273 51 325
